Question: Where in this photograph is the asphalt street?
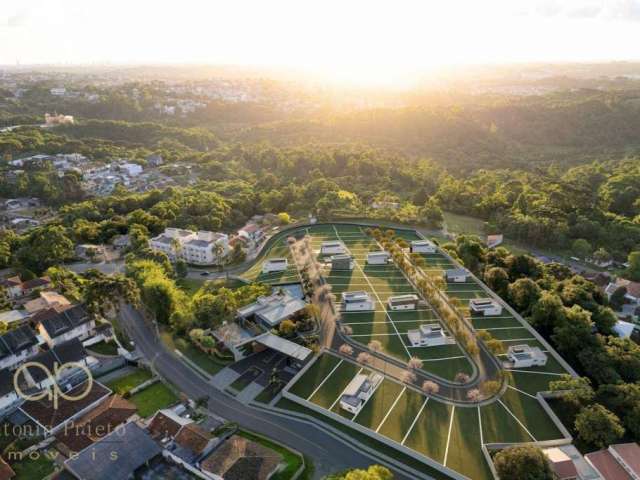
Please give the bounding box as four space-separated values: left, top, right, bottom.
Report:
118 304 425 480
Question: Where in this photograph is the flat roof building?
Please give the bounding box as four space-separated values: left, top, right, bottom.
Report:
237 292 307 328
262 258 288 274
410 240 437 254
366 251 390 265
444 268 469 283
507 344 548 368
331 254 354 270
320 241 346 255
341 291 374 311
469 298 503 316
339 372 383 414
387 294 419 311
407 324 448 347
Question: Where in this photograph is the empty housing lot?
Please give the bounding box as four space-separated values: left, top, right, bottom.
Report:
242 223 574 480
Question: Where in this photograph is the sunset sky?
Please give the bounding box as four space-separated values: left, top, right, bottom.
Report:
2 0 640 84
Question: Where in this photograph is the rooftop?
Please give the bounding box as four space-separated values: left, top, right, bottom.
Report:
65 422 161 480
20 381 110 433
255 332 312 362
201 434 282 480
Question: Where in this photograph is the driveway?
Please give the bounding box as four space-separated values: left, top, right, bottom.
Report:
118 304 426 480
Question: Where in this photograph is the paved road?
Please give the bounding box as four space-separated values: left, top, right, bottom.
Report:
118 304 422 480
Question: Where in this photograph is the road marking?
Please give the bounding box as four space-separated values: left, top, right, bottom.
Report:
332 225 411 359
307 359 344 401
375 387 407 432
419 355 467 362
498 399 537 442
443 405 456 466
504 369 565 376
507 384 538 399
478 405 484 445
401 397 430 445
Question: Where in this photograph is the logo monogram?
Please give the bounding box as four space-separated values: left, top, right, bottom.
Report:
13 362 93 410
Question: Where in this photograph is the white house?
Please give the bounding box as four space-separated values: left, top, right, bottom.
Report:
410 240 437 254
605 278 640 304
507 344 548 368
407 324 448 347
0 326 39 371
387 294 419 311
150 228 229 265
444 268 470 283
36 304 96 347
366 251 390 265
339 372 383 414
321 241 346 256
341 291 375 311
262 258 288 274
469 298 503 316
330 254 354 271
182 232 230 265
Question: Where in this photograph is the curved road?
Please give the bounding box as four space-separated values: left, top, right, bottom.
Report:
118 304 425 480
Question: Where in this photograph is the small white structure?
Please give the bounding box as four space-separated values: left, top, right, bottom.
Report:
342 291 374 311
387 294 419 311
407 324 448 347
339 372 383 414
613 320 636 339
330 254 354 270
469 298 503 316
366 251 390 265
321 241 346 256
444 268 469 283
262 258 288 274
410 240 437 254
507 344 548 368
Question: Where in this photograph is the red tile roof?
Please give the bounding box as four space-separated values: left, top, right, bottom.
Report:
586 449 633 480
610 443 640 476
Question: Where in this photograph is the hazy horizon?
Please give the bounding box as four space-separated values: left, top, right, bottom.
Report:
3 0 640 86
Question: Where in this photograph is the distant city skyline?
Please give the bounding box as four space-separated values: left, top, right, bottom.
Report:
2 0 640 86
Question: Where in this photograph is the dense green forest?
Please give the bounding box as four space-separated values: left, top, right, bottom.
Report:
2 88 640 260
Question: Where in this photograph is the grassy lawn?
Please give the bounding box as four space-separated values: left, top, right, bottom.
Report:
274 398 455 480
403 399 452 464
87 340 119 356
128 382 179 417
11 454 55 480
289 354 341 399
238 430 307 480
177 277 206 296
160 328 230 375
105 368 153 395
308 361 360 409
447 407 493 480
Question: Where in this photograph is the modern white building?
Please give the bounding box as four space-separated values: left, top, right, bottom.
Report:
366 251 390 265
410 240 437 254
387 294 419 311
331 254 354 270
262 258 288 274
236 291 307 329
341 291 374 311
444 268 470 283
507 344 548 368
321 241 346 256
150 228 229 265
407 324 448 347
339 372 383 414
469 298 503 316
